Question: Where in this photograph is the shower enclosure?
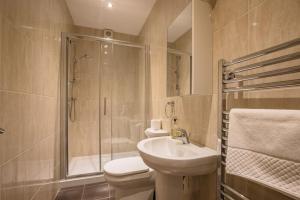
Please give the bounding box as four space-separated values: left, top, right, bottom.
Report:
60 33 147 178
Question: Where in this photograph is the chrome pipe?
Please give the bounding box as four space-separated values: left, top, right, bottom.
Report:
223 119 229 124
221 184 250 200
224 65 300 84
224 79 300 93
66 33 145 49
220 191 236 200
219 38 300 200
222 137 228 141
224 37 300 67
225 52 300 75
222 111 230 115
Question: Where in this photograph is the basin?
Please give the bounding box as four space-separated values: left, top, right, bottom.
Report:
137 136 218 176
137 136 219 199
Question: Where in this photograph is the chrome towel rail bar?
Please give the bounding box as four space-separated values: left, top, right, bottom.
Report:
224 79 300 93
218 37 300 200
221 184 250 200
223 38 300 67
225 52 300 74
224 65 300 84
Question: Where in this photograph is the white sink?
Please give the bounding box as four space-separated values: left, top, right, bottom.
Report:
137 136 219 176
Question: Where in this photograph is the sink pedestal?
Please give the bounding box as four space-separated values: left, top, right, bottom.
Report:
154 171 217 200
155 171 184 200
137 137 219 199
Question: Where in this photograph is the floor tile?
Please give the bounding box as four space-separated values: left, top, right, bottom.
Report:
56 186 84 200
83 183 110 200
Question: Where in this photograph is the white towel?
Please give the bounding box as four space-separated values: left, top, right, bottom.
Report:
227 109 300 199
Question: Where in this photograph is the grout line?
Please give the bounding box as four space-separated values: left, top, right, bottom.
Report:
0 89 56 99
248 0 266 12
81 183 86 200
213 11 249 34
54 188 61 200
29 185 42 200
0 133 56 168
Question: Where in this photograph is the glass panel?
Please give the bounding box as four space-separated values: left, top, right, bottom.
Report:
100 41 113 170
65 35 146 177
110 44 145 160
67 39 101 176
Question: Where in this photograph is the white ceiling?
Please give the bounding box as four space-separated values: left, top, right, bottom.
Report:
65 0 156 36
167 3 192 43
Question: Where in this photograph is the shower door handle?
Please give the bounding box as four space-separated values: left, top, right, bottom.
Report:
0 128 5 135
104 97 107 116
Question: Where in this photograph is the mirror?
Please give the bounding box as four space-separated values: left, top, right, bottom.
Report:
167 1 212 97
167 3 192 97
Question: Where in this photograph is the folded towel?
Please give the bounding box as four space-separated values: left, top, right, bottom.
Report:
227 109 300 199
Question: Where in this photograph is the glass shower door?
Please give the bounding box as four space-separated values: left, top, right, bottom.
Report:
67 38 101 177
64 34 146 178
109 44 146 160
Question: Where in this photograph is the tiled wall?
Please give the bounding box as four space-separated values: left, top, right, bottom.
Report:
140 0 217 150
140 0 299 199
0 0 73 199
213 0 300 199
139 0 217 199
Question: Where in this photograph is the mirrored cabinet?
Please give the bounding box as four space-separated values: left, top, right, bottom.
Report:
166 1 212 97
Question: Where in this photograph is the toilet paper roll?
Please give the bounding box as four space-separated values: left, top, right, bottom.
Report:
151 119 161 130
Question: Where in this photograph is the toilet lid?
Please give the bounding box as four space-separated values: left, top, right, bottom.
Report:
104 156 149 176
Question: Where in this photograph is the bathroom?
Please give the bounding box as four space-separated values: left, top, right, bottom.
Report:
0 0 299 199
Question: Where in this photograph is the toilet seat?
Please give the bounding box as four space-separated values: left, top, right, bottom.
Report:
104 156 149 176
103 156 154 187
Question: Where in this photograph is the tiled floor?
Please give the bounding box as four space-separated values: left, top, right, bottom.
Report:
56 183 115 200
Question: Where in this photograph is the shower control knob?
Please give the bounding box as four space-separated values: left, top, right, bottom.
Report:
0 128 5 135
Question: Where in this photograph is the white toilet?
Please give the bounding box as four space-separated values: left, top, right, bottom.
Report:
104 156 155 200
103 120 169 200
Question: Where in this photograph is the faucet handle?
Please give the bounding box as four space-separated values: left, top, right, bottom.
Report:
171 128 188 137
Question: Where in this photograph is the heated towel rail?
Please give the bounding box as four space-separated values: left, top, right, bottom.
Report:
218 37 300 200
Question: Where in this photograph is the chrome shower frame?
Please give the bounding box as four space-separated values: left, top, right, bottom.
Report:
60 32 149 179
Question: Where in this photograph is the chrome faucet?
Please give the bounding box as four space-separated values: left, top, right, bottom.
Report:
172 128 190 144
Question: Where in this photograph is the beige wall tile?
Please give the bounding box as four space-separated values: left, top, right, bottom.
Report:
212 0 248 31
249 0 265 8
213 0 300 198
221 14 248 60
248 0 300 53
0 0 73 199
0 14 2 91
140 0 218 199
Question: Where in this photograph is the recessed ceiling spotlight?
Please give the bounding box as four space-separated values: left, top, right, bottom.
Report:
107 2 112 8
